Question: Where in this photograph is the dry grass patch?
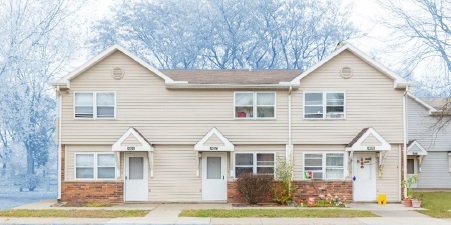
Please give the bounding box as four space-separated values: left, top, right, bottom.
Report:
179 209 377 218
0 209 149 218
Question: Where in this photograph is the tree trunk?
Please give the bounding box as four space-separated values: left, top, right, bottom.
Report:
27 149 34 175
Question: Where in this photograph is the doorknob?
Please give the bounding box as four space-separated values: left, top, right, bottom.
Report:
223 175 224 180
125 176 128 180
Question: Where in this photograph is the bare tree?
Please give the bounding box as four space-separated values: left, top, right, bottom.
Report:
91 0 357 70
0 0 83 178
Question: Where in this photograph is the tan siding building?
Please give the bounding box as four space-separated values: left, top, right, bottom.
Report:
53 43 408 204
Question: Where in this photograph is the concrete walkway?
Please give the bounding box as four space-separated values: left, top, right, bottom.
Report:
1 200 451 225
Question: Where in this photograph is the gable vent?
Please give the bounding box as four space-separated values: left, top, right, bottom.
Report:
112 67 124 80
340 66 352 79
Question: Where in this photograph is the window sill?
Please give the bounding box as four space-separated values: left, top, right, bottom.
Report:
70 179 122 182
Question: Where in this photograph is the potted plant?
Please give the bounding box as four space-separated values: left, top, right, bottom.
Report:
412 193 423 208
401 174 418 207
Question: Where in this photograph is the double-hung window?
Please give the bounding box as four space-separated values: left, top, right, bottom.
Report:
74 92 115 119
304 92 345 119
449 153 451 172
234 153 275 177
235 92 276 119
304 153 345 180
75 153 116 180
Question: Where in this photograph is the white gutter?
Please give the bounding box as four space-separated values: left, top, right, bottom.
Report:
402 86 409 199
166 83 300 89
57 86 62 200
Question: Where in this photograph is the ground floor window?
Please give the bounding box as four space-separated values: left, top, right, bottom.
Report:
304 152 345 180
75 153 115 180
449 153 451 172
234 153 275 177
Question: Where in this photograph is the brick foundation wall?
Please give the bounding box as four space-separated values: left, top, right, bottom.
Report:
61 182 124 203
227 180 353 203
59 144 124 204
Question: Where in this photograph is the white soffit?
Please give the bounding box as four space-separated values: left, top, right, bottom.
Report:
346 127 391 151
112 127 153 151
194 127 234 151
407 140 428 156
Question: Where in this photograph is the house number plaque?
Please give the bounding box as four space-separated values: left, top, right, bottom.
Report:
367 146 375 150
210 147 219 150
127 147 136 150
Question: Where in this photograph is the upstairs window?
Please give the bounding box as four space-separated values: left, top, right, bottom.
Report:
75 92 115 119
304 92 345 119
235 92 275 119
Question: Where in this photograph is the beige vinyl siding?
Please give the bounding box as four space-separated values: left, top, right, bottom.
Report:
293 145 349 181
376 144 401 202
204 134 225 146
61 51 289 145
65 145 122 181
121 135 141 146
149 145 201 202
292 50 404 144
361 134 382 146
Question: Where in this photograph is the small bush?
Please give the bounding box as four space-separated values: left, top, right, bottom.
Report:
20 174 41 191
237 173 273 205
272 157 295 204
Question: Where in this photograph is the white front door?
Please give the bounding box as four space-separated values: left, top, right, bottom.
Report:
125 153 148 201
353 152 377 201
202 152 227 201
407 157 418 188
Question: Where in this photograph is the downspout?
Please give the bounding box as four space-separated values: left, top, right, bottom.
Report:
56 86 62 200
288 86 293 161
402 85 409 199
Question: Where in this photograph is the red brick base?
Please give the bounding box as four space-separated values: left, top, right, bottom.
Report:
227 180 353 203
61 182 124 204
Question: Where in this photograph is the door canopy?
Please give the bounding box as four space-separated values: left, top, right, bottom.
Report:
194 127 234 151
407 140 427 156
346 127 391 151
112 127 154 151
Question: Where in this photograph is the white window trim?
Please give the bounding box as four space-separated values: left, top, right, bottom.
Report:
302 152 347 180
234 92 277 119
74 91 117 120
448 153 451 172
303 91 346 120
74 152 117 181
233 152 277 177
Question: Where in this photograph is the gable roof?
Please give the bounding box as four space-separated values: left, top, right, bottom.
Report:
407 92 438 114
112 127 153 151
407 140 428 156
346 127 391 151
52 44 179 88
162 70 301 85
194 127 234 151
290 43 410 89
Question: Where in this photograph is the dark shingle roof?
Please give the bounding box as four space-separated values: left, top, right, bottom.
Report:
346 128 370 147
161 70 302 85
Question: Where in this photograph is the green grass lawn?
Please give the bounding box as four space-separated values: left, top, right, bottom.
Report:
416 192 451 218
179 209 377 218
0 209 149 218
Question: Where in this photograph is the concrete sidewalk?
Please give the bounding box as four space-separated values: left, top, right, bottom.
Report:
1 200 451 225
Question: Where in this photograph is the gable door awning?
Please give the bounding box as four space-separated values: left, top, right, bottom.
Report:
345 127 391 171
112 127 155 177
194 127 234 177
407 140 428 172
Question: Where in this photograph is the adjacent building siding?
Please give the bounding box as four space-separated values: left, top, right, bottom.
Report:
61 51 290 145
417 152 451 188
408 97 451 151
292 50 404 144
408 97 451 188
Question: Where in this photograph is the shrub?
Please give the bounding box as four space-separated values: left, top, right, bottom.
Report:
237 173 274 205
20 174 41 191
272 157 295 204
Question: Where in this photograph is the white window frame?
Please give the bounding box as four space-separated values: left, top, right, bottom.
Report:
74 152 116 180
303 91 346 120
234 92 276 119
74 91 116 120
303 152 346 180
449 153 451 172
234 152 276 177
